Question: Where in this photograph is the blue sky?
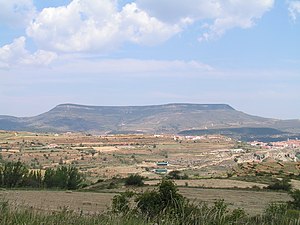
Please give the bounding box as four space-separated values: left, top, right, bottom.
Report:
0 0 300 119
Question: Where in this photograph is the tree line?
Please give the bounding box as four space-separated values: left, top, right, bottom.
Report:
0 161 82 190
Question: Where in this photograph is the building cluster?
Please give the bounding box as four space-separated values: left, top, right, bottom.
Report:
249 139 300 149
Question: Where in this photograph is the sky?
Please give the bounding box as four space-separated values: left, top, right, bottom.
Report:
0 0 300 119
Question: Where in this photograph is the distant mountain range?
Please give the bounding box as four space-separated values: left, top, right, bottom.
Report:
1 103 300 141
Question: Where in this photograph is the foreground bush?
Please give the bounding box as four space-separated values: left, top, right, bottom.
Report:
2 199 300 225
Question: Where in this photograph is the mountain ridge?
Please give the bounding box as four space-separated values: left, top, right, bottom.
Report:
0 103 300 137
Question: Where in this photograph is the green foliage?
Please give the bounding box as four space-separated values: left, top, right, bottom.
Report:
167 170 188 180
22 170 43 188
289 190 300 209
44 166 83 190
167 170 181 179
113 179 186 219
266 178 292 191
265 203 288 218
0 161 82 190
112 191 135 214
1 161 28 188
158 179 184 207
3 187 300 225
125 174 144 186
136 190 162 217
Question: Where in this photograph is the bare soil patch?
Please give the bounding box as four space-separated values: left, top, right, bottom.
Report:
145 179 268 189
0 188 290 216
0 190 114 214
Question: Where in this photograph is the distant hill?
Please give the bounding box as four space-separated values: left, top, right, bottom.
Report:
179 127 300 142
1 103 300 139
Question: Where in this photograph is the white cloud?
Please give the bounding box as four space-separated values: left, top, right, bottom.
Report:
135 0 221 23
27 0 180 53
0 37 57 69
288 0 300 21
0 0 36 27
136 0 274 41
202 0 274 41
24 0 275 53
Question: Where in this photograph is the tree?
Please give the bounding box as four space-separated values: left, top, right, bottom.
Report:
135 179 185 218
136 190 162 217
167 170 189 180
158 179 184 207
125 174 144 186
67 166 82 190
44 166 82 189
167 170 181 179
2 161 28 188
266 178 291 191
44 168 56 188
22 170 43 188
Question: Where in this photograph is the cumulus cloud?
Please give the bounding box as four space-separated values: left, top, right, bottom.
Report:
26 0 180 53
288 0 300 21
25 0 275 53
0 37 57 69
135 0 221 23
0 0 36 27
137 0 274 41
199 1 274 41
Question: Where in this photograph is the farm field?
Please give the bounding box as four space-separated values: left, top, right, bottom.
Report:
1 130 300 183
1 130 300 219
0 131 237 182
145 178 268 189
0 188 291 216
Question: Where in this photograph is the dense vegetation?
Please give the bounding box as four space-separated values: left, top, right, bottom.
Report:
0 161 82 189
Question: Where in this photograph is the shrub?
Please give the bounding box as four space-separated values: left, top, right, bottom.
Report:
266 178 291 191
112 191 134 213
125 174 144 186
167 170 189 180
43 166 83 189
289 190 300 209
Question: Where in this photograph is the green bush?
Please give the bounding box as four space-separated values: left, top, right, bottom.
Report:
167 170 189 180
266 178 291 191
125 174 144 186
44 166 83 189
289 190 300 209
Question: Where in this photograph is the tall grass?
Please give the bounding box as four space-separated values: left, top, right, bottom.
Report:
2 198 300 225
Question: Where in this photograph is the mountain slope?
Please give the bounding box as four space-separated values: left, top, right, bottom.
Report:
0 103 300 135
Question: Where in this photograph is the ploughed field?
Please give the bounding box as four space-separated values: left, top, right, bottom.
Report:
0 188 291 216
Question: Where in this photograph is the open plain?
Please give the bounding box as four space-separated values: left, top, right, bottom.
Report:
1 130 300 216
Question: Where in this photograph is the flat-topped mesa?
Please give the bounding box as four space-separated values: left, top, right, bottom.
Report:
160 103 235 110
2 103 300 134
52 103 235 111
